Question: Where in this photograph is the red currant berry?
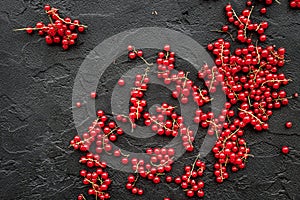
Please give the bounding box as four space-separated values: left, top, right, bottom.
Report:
164 44 170 52
137 50 143 57
285 121 292 128
222 25 229 32
281 146 289 154
128 52 136 59
78 26 85 32
90 92 97 99
76 102 81 108
118 79 125 86
44 4 51 11
260 7 267 14
45 35 53 45
26 27 33 34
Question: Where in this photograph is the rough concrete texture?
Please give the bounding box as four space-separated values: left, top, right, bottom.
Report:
0 0 299 200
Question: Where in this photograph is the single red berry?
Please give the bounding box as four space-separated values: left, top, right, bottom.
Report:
78 26 85 32
277 47 286 55
127 45 134 51
71 33 78 40
73 19 80 25
90 92 97 99
265 0 273 5
131 187 138 194
290 1 297 8
225 4 232 11
260 7 267 14
281 146 289 154
26 27 33 34
76 102 81 108
69 39 75 45
137 50 143 57
165 176 173 183
118 79 125 86
44 4 51 11
222 25 229 32
153 176 161 184
186 190 194 197
137 189 144 195
246 1 252 6
128 52 136 59
53 36 60 43
62 44 69 50
45 35 53 45
164 44 170 52
285 121 292 128
261 22 268 29
197 190 204 197
77 194 84 200
259 35 267 42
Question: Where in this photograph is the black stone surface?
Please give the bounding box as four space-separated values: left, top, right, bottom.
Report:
0 0 299 200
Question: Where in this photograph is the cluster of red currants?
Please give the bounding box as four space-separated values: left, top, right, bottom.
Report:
76 151 111 199
124 147 176 196
14 4 86 50
70 1 295 199
70 115 119 199
126 47 197 152
203 3 294 183
71 44 211 199
225 4 269 43
171 158 206 198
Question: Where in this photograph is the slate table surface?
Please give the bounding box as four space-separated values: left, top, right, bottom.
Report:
0 0 299 200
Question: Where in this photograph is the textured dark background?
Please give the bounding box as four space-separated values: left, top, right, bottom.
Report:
0 0 299 200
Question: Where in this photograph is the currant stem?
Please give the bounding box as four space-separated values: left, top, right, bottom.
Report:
79 194 87 200
244 6 254 37
133 49 153 66
255 41 261 65
261 79 291 86
209 68 215 91
47 9 88 28
210 30 235 41
238 108 263 124
13 27 43 31
112 112 135 132
274 0 281 4
188 153 201 180
231 7 243 25
119 149 130 157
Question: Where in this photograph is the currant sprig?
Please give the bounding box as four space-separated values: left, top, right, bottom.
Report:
14 4 87 50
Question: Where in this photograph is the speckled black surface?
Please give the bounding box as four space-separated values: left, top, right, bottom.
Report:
0 0 300 200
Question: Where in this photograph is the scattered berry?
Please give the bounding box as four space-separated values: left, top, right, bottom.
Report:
281 146 290 154
90 92 97 99
285 121 292 128
118 79 125 86
76 102 82 108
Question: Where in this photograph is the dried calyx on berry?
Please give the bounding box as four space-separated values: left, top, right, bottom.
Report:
14 4 87 50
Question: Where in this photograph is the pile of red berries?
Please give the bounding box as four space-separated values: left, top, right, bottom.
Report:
225 4 269 43
70 1 296 200
171 157 206 198
124 147 176 196
14 4 87 50
71 40 294 198
74 150 111 199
